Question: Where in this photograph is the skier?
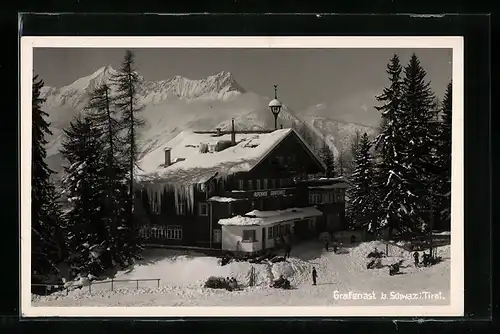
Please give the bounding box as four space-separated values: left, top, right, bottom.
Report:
413 251 420 267
324 237 329 252
312 267 318 286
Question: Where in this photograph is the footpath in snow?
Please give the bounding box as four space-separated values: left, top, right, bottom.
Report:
32 240 450 307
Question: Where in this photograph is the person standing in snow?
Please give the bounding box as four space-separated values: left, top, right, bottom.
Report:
333 240 339 254
312 267 318 285
413 251 420 267
324 237 329 252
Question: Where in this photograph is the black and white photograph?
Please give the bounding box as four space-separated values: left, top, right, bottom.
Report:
21 37 464 317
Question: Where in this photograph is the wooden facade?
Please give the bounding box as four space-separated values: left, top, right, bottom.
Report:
135 130 347 249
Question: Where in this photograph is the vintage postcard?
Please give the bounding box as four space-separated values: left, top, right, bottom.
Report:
20 36 464 317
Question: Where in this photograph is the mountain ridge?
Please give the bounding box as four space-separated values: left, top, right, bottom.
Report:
39 66 378 177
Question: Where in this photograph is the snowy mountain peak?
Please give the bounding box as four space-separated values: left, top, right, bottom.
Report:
63 65 117 93
141 70 245 102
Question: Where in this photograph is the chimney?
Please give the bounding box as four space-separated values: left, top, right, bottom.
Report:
164 147 172 167
231 118 236 145
216 127 222 136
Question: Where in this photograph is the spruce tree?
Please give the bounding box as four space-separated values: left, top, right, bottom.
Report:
345 130 362 175
31 75 66 280
347 133 377 229
337 149 346 176
399 53 438 233
318 143 336 177
436 81 452 228
373 54 406 235
85 83 136 268
111 50 144 225
60 116 108 276
110 50 144 262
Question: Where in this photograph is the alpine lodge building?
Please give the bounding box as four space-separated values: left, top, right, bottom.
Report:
134 88 348 254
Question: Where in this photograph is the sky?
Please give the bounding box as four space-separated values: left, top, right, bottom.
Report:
33 48 452 126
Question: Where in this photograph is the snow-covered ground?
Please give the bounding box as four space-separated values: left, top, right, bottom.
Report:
32 240 450 307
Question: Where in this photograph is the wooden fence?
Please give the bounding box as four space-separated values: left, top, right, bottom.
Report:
32 278 161 296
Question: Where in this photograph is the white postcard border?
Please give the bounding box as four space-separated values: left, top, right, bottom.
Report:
20 36 464 317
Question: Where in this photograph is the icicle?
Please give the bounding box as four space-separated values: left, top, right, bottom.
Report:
189 184 194 213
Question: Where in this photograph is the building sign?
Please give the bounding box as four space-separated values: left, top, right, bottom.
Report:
253 189 287 198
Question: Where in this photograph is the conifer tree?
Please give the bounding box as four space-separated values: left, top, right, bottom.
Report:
85 83 135 267
345 130 362 175
337 149 346 176
373 54 406 235
319 143 336 177
60 116 108 276
436 81 452 227
399 53 438 233
110 50 144 261
347 133 377 229
111 50 144 225
31 75 66 279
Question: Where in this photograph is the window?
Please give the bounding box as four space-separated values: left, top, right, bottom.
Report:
277 156 284 165
273 225 279 237
238 180 244 190
268 226 274 239
285 224 291 235
166 226 183 240
242 230 256 242
256 179 261 190
263 179 268 189
228 202 233 215
198 202 208 216
248 180 253 190
176 202 186 215
323 192 334 204
213 229 222 243
271 179 276 189
309 192 321 204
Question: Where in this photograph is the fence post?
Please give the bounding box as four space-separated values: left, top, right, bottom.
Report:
89 282 92 294
111 278 114 291
157 279 160 288
385 243 389 256
136 280 139 290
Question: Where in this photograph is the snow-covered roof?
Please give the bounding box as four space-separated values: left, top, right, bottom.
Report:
137 128 325 184
218 207 323 227
268 98 282 107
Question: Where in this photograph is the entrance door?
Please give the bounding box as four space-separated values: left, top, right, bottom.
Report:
294 219 310 240
262 227 266 250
